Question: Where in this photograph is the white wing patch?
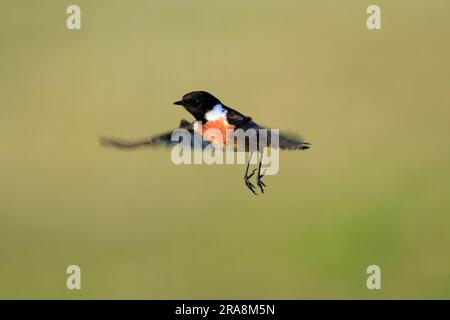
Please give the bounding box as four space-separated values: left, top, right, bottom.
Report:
205 103 227 121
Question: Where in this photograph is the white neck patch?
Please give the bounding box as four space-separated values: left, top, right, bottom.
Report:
205 103 227 121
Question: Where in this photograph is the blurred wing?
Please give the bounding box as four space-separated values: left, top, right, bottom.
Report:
239 120 311 150
275 131 311 150
99 119 209 149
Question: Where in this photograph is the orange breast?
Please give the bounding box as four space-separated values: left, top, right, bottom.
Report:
201 119 235 147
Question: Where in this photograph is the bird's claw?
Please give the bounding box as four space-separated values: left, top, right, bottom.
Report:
244 169 258 195
256 170 266 194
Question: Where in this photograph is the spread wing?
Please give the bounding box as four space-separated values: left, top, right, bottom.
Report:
99 119 209 149
275 131 311 150
238 120 311 150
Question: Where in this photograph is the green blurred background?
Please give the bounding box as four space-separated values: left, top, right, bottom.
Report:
0 0 449 299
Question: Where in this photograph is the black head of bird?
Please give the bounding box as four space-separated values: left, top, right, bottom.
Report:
173 91 221 121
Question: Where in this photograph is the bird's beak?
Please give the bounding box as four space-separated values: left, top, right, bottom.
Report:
173 100 183 106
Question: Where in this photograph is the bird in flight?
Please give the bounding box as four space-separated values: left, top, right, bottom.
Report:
100 91 310 195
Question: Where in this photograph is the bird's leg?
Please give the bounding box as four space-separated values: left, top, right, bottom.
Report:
243 152 257 195
256 149 266 194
